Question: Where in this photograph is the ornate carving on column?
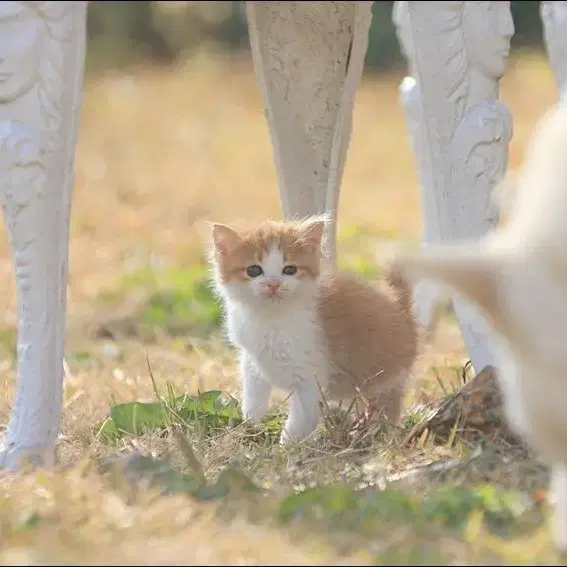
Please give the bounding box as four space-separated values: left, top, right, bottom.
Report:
0 1 87 468
393 1 514 372
246 1 373 263
541 1 567 100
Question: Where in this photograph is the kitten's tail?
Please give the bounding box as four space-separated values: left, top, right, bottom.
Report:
384 259 447 348
385 265 437 349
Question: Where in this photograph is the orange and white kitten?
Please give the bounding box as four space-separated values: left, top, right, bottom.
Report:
209 217 418 444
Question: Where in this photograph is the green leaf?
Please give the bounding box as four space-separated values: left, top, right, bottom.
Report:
177 390 242 427
110 400 169 436
97 417 123 443
96 389 246 444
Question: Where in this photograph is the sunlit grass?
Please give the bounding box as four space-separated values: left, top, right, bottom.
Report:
0 49 561 563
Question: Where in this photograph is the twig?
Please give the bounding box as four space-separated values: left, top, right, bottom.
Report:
172 425 206 485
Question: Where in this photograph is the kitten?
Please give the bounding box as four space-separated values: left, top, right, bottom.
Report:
209 216 418 444
392 102 567 553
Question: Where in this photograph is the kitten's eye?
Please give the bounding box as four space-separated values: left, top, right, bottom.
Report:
246 264 263 278
282 265 298 276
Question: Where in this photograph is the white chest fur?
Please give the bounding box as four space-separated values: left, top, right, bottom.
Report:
226 304 329 393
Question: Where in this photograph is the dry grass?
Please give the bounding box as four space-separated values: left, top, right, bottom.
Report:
0 49 562 564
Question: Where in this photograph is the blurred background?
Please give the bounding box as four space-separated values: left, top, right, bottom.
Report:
0 1 562 426
85 1 544 74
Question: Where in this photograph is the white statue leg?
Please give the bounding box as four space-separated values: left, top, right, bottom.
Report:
245 1 373 264
0 2 87 468
396 74 446 332
393 1 514 372
541 1 567 100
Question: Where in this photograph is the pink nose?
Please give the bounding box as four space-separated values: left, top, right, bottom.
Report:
265 282 281 294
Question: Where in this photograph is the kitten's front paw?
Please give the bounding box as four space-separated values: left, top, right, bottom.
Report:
280 417 319 446
279 430 298 446
242 403 269 423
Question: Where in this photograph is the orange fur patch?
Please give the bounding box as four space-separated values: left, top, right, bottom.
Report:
319 271 418 421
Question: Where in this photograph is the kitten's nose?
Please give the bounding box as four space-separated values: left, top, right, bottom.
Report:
265 282 281 295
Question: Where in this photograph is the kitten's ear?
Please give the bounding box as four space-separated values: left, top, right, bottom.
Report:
300 219 327 248
211 223 242 255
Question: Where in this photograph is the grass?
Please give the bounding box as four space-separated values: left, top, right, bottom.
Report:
0 49 562 564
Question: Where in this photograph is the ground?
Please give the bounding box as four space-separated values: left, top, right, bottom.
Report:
0 50 561 564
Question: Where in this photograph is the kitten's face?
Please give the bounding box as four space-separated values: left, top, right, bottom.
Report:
210 219 325 305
